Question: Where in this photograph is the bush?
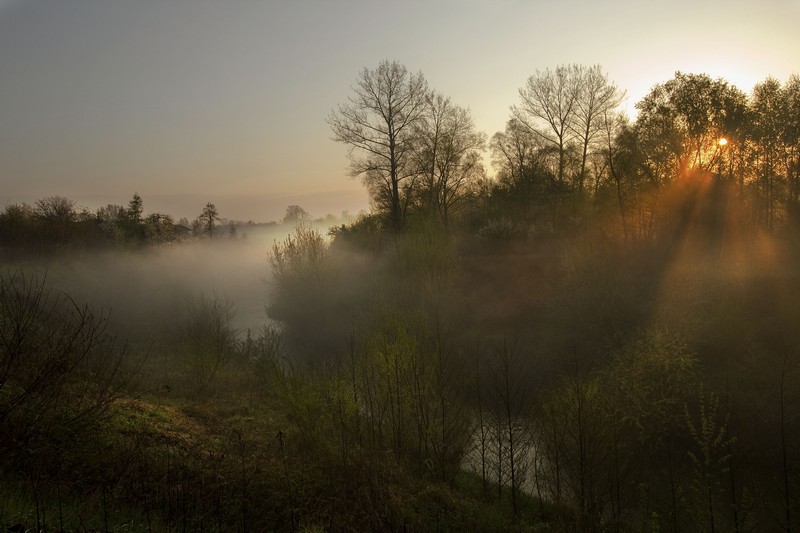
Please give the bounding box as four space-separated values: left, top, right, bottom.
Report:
267 225 331 324
0 270 129 474
176 292 237 396
268 225 329 287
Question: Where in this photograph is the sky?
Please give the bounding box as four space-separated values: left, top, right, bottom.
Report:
1 0 798 222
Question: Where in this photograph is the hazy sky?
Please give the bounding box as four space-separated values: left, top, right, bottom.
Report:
1 0 798 221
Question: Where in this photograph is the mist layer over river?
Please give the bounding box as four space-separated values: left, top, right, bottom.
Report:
2 223 333 341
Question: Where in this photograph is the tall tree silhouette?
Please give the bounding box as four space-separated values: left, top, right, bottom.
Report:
197 202 220 239
328 60 428 232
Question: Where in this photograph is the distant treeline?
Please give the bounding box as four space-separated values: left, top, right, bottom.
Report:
0 194 268 253
0 194 354 255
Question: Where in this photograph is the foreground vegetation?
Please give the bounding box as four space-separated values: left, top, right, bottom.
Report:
0 269 550 531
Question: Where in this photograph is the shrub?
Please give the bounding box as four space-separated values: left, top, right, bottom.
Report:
0 270 129 473
176 292 237 396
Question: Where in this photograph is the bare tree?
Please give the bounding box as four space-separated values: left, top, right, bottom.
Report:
33 195 76 224
485 340 532 515
572 65 624 194
490 118 554 225
413 92 486 228
490 118 546 188
513 64 582 185
328 60 428 232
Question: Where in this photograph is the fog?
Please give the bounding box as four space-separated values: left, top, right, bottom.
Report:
2 222 338 343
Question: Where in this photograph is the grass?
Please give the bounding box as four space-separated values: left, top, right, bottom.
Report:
0 476 152 533
2 390 245 531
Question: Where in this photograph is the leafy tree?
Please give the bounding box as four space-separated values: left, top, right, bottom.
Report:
0 203 36 249
282 204 310 225
633 72 748 184
608 117 665 238
612 72 750 239
684 387 733 532
599 110 633 238
144 212 177 243
749 77 789 230
328 60 429 232
785 75 800 220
